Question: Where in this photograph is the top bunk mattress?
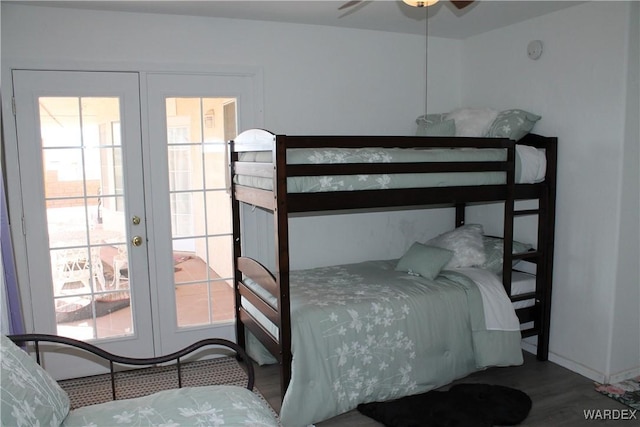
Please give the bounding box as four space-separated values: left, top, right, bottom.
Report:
234 145 546 193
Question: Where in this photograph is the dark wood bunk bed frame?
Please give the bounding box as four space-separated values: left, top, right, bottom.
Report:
230 130 557 397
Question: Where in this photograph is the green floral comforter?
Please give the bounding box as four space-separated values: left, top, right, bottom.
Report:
236 146 545 192
244 260 523 427
62 385 279 427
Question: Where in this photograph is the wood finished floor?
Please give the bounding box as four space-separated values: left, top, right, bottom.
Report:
253 351 632 426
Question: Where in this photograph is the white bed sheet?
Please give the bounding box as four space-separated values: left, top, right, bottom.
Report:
509 270 537 310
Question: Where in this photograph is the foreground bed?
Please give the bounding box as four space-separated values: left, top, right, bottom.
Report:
230 129 557 426
1 334 280 427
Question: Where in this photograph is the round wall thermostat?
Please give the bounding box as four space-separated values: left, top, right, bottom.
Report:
527 40 543 60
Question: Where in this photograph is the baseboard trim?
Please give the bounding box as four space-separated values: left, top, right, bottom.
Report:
607 366 640 384
521 341 607 383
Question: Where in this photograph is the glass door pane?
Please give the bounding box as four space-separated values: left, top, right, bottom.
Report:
145 71 257 353
166 97 236 327
40 96 132 340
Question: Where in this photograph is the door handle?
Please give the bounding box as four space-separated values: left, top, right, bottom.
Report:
131 236 143 247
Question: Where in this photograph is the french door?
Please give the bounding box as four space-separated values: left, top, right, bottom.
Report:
11 69 257 377
145 72 254 352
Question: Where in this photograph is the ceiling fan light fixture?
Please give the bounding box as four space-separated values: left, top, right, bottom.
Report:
403 0 439 7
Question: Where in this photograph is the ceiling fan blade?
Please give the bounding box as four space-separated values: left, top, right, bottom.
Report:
450 0 474 9
338 1 364 10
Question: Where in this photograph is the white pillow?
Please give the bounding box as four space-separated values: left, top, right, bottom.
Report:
426 224 486 268
446 108 499 137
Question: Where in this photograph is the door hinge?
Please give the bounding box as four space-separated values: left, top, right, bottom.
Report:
21 215 26 235
12 97 16 116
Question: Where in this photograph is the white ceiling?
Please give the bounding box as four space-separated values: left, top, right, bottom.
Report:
14 0 586 39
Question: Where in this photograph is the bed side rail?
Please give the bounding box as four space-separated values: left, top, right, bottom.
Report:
236 257 280 328
235 256 282 361
518 133 557 150
232 134 515 178
237 309 281 364
231 129 518 151
286 160 511 177
284 135 514 149
231 130 557 153
7 334 255 399
237 256 278 299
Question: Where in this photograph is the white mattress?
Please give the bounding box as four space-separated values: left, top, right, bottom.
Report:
509 271 537 309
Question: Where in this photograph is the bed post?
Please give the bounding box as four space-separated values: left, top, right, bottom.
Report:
536 136 557 361
274 135 292 396
230 139 246 354
502 142 516 297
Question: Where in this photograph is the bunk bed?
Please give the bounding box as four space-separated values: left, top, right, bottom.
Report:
230 129 557 426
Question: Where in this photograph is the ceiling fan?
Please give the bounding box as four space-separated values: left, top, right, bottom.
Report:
339 0 475 11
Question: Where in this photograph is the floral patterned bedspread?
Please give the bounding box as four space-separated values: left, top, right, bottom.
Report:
250 260 524 427
235 146 543 192
62 385 279 427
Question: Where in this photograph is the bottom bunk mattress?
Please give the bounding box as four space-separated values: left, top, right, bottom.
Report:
242 260 524 427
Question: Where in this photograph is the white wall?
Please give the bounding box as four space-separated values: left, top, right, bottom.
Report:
0 4 461 136
242 206 457 271
462 1 639 383
611 0 640 384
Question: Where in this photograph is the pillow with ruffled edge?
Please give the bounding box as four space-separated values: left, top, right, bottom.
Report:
1 335 71 427
481 236 534 274
416 119 456 137
395 242 454 280
486 109 541 141
426 224 486 268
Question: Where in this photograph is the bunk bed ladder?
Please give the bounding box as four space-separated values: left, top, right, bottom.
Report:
504 137 556 362
511 190 552 360
516 136 557 361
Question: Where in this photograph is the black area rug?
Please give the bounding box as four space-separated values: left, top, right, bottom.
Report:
357 383 532 427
